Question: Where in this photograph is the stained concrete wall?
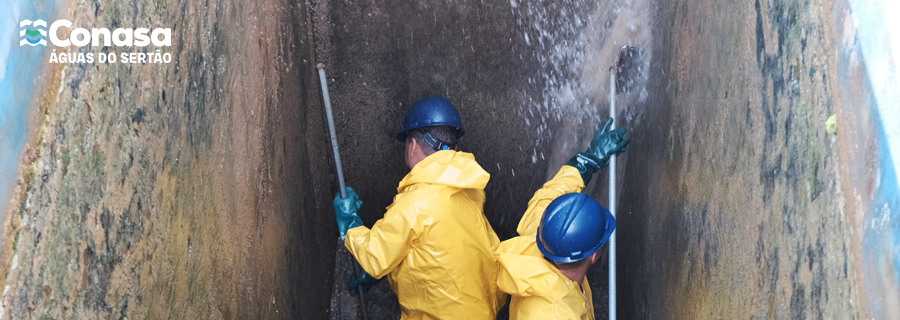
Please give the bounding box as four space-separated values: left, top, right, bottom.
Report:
0 0 339 318
619 0 861 318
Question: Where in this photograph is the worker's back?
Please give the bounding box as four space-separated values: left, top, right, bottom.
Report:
345 150 505 319
496 235 595 320
494 165 597 320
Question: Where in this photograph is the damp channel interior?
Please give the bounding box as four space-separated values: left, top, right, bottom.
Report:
0 0 897 319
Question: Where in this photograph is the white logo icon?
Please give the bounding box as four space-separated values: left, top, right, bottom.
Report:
20 19 48 46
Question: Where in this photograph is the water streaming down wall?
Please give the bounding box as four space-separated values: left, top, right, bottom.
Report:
0 0 896 319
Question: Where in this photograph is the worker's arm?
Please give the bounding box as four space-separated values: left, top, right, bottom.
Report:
516 118 629 236
516 165 585 236
333 187 382 293
344 193 425 278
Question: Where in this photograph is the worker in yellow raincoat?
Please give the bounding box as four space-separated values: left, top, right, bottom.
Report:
495 118 628 319
333 96 505 319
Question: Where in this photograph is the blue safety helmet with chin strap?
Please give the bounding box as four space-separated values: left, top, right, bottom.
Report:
537 193 616 264
395 96 465 148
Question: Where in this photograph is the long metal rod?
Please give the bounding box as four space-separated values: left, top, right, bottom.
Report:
318 67 368 320
319 68 348 199
608 67 617 320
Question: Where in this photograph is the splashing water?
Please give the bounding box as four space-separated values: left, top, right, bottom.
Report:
509 0 653 178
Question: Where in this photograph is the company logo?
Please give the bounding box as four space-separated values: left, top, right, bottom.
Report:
17 19 173 64
19 19 47 46
47 19 171 47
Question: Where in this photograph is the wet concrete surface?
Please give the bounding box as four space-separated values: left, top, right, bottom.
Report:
618 0 861 318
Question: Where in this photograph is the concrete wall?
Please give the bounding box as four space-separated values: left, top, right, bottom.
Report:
0 0 338 318
619 0 861 318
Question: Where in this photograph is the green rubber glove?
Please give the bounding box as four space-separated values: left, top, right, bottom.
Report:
334 187 364 240
566 117 630 184
348 262 381 296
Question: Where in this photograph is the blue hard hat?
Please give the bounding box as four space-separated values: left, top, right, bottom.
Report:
395 96 465 141
536 193 616 264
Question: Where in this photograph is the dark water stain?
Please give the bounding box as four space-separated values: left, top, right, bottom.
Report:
132 109 146 124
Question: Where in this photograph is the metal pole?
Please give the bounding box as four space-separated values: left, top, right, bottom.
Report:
319 67 347 198
318 66 368 320
608 67 617 320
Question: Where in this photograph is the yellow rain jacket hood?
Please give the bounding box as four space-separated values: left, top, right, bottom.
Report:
495 165 595 320
345 150 505 319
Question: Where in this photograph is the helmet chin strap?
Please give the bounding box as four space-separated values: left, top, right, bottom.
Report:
423 131 453 151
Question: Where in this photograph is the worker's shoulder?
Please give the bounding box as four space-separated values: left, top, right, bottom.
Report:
387 186 444 211
497 235 540 255
512 294 580 319
397 182 476 200
389 185 479 215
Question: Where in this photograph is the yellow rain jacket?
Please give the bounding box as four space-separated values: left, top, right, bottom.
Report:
344 150 505 319
495 165 595 320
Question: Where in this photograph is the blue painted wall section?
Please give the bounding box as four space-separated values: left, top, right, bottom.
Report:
0 0 57 215
840 0 900 317
864 111 900 318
